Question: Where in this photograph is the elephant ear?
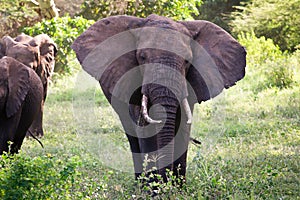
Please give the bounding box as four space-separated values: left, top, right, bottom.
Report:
0 38 6 59
1 57 30 118
71 15 145 104
0 36 16 59
0 61 8 112
33 34 57 81
180 20 246 103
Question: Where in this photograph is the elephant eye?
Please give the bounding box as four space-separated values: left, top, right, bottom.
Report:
138 51 147 63
140 53 146 60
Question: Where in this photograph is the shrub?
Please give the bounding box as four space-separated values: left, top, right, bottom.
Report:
238 32 295 90
23 16 95 74
265 59 294 89
0 153 82 199
238 31 284 66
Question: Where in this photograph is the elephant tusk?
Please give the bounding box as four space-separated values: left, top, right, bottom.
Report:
182 98 192 124
141 95 162 124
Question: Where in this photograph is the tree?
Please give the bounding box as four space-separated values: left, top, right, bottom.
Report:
79 0 202 21
230 0 300 51
195 0 249 32
0 0 39 37
0 0 60 38
25 0 59 19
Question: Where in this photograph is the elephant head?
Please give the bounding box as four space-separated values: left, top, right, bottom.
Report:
0 33 57 137
72 14 246 184
0 57 43 154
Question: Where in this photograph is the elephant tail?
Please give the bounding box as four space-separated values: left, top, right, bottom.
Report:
190 137 201 146
27 130 44 148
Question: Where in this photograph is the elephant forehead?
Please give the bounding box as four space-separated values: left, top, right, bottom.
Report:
134 27 192 56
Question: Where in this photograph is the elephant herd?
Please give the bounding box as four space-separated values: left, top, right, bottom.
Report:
0 14 246 186
0 33 57 154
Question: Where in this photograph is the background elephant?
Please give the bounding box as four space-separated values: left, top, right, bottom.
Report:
72 14 246 184
0 33 57 137
0 57 43 154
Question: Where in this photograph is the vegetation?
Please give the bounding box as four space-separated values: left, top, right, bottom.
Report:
0 0 299 199
0 0 39 37
80 0 202 20
196 0 250 32
23 16 94 74
238 32 295 90
231 0 300 51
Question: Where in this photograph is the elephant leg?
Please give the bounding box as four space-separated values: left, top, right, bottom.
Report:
173 104 194 184
0 112 21 154
126 133 143 179
27 100 44 137
173 125 190 181
112 100 145 179
129 105 159 180
12 100 39 154
0 128 9 154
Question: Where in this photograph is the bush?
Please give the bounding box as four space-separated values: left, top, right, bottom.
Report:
0 153 82 199
238 32 284 66
264 59 294 89
231 0 300 51
79 0 201 20
23 16 95 74
238 32 295 90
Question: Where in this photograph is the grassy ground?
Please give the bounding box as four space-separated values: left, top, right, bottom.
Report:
1 56 299 199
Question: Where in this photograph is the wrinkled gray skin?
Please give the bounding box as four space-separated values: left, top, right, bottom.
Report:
0 57 43 154
0 33 57 137
72 14 246 185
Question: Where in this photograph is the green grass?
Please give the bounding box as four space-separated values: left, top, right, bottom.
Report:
1 58 299 199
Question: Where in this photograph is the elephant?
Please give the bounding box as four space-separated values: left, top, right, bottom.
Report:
0 33 57 137
0 57 43 154
71 14 246 185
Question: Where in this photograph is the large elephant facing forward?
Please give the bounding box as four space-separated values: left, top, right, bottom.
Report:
72 14 246 184
0 33 57 137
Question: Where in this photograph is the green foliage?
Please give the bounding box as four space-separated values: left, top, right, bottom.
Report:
264 59 294 89
238 31 283 65
79 0 202 20
196 0 249 32
23 16 95 74
0 153 82 199
0 0 39 38
231 0 300 51
238 32 295 90
132 154 185 197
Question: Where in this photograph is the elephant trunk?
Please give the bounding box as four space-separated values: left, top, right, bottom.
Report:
141 86 181 180
140 59 190 180
148 91 179 181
